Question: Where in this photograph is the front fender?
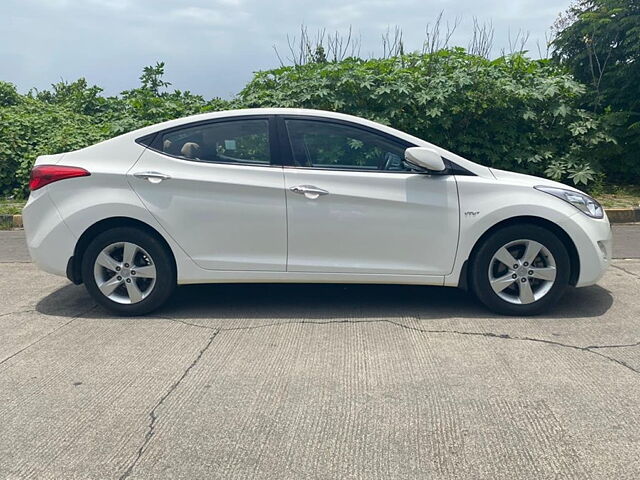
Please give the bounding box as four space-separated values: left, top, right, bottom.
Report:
444 176 585 287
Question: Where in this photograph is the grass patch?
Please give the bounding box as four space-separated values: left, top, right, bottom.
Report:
0 199 25 216
0 216 13 230
594 185 640 209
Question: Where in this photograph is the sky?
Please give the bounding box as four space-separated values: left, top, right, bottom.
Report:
0 0 572 99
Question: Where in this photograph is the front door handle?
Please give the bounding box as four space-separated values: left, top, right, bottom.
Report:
133 171 171 183
290 185 329 199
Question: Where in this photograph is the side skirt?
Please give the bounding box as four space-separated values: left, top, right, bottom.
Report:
176 271 446 286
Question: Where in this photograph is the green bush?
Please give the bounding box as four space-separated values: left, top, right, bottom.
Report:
0 53 622 197
0 63 232 197
0 81 21 107
239 49 613 186
0 99 108 196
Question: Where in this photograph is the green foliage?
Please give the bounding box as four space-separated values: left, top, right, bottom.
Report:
553 0 639 112
0 46 631 198
0 199 25 216
239 49 613 185
0 81 21 107
552 0 640 183
34 78 107 115
0 98 108 195
0 63 232 197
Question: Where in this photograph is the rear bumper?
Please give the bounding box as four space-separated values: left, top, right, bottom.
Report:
23 190 76 277
559 212 612 288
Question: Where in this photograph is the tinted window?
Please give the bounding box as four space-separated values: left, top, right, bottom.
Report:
285 119 410 171
160 119 270 165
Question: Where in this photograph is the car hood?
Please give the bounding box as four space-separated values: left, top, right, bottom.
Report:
489 168 584 193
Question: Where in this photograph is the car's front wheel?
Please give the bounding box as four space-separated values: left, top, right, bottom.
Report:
81 227 176 315
470 224 571 315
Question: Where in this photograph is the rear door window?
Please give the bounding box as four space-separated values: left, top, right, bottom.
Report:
158 119 271 166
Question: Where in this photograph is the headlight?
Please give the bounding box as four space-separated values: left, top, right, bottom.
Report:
535 186 604 219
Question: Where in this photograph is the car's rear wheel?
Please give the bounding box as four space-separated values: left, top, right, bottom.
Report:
81 227 176 315
470 224 570 315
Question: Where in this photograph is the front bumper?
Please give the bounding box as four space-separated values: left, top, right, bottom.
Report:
559 211 612 287
22 190 76 277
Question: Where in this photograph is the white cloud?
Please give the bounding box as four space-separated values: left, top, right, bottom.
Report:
0 0 571 98
87 0 131 10
218 0 244 6
173 6 229 25
316 4 366 25
27 0 71 7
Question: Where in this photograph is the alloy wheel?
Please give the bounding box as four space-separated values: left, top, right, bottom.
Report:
93 242 157 304
488 239 557 305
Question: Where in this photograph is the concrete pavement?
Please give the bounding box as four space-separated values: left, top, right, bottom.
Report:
0 229 639 479
0 230 30 263
610 223 640 258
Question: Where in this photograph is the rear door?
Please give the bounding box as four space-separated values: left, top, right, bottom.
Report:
130 116 287 271
280 117 459 276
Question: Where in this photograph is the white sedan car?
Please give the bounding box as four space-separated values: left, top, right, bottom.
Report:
23 108 612 316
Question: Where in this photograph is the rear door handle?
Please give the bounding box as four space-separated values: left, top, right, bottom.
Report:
133 171 171 183
289 185 329 199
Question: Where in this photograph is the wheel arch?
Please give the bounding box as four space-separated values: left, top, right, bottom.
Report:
459 215 580 290
67 217 176 285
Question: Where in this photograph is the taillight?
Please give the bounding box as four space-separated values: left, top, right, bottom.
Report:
29 165 90 191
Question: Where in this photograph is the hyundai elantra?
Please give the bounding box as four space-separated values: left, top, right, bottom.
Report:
23 109 611 315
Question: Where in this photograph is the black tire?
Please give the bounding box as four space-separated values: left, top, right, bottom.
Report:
81 227 176 316
469 224 571 316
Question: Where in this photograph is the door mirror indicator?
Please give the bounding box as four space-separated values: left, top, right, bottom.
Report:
404 147 446 173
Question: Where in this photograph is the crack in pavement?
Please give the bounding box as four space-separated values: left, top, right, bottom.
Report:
586 341 640 350
612 263 640 280
118 328 220 480
114 314 639 474
153 315 218 331
0 304 97 368
159 315 640 376
0 308 36 318
3 303 638 474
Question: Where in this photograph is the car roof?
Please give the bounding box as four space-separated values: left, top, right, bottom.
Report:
129 108 425 143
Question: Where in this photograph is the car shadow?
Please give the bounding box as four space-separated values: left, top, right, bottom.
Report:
36 282 614 320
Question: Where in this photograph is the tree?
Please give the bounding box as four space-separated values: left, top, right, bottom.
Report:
552 0 640 183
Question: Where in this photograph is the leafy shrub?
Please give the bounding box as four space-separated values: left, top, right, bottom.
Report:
239 49 613 186
0 99 108 195
0 53 621 197
0 81 21 107
0 63 231 197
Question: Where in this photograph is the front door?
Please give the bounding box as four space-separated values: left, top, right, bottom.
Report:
130 117 287 271
281 118 459 275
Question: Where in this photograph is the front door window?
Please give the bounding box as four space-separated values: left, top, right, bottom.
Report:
285 119 409 172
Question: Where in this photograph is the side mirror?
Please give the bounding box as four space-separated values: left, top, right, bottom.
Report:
404 147 446 173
